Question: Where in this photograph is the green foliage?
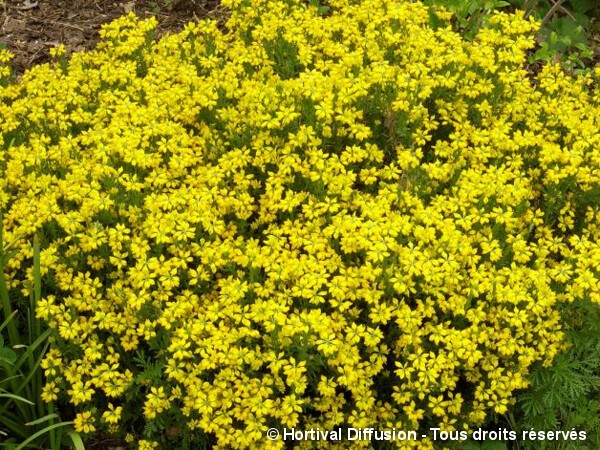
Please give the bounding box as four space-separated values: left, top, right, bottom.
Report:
307 0 331 15
505 299 600 450
311 0 598 73
0 1 599 448
463 440 508 450
150 0 176 13
422 0 511 38
418 0 599 74
518 0 599 75
0 215 84 449
411 2 600 443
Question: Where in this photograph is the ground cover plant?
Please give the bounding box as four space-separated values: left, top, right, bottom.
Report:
1 0 600 448
419 0 600 75
0 224 86 450
504 297 600 450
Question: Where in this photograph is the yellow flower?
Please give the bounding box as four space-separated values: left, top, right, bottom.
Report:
143 386 171 420
68 381 94 406
101 403 123 425
3 0 598 447
41 382 60 403
73 411 96 434
138 440 159 450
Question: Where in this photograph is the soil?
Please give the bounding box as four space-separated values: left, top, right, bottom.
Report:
0 0 226 76
2 0 600 78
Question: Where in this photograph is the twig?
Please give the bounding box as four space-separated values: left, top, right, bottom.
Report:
13 0 38 11
29 18 86 31
541 0 572 26
46 20 86 31
28 44 44 65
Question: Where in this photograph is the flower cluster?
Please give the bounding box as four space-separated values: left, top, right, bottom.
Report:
1 0 599 448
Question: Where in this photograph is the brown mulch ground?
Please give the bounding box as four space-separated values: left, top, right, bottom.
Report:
2 0 600 78
0 0 225 75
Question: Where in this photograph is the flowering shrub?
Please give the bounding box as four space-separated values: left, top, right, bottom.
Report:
1 0 600 448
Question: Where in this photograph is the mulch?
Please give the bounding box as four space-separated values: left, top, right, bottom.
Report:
2 0 600 78
0 0 226 76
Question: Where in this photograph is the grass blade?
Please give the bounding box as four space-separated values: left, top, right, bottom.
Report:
14 421 74 450
0 210 20 347
0 412 29 439
0 310 17 334
31 233 41 342
25 413 60 426
68 429 86 450
13 329 51 372
0 393 34 405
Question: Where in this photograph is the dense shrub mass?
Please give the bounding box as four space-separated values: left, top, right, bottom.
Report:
1 0 600 448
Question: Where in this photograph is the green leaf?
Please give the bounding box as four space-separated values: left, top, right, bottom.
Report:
0 411 29 440
13 329 51 373
0 214 21 348
560 35 573 46
0 311 17 336
462 441 508 450
67 430 86 450
25 413 60 426
0 393 34 405
467 1 479 15
15 421 74 450
0 348 17 365
485 0 509 8
554 18 587 43
573 42 589 51
481 441 508 450
568 0 597 13
31 233 41 340
534 47 553 61
0 375 22 385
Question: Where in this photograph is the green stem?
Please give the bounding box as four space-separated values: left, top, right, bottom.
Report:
0 209 20 346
